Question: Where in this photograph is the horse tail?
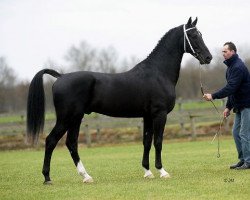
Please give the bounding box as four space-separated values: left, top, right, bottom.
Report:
27 69 61 144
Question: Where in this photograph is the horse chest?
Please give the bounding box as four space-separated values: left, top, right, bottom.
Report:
149 82 176 113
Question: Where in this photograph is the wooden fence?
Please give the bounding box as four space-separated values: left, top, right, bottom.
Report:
0 99 233 147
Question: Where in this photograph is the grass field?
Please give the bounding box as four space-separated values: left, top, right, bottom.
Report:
1 138 249 200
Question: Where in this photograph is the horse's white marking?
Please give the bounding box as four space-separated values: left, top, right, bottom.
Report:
77 161 93 183
143 168 154 178
159 168 170 178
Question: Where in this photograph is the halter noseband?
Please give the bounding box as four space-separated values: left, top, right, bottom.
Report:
183 24 197 56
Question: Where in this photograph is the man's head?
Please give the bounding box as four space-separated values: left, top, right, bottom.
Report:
222 42 237 60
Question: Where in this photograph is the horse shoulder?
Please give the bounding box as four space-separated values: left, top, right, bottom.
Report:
148 76 176 114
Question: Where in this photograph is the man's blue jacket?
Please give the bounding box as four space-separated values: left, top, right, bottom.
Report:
212 54 250 110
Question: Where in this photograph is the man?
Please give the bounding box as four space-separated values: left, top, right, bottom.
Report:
203 42 250 170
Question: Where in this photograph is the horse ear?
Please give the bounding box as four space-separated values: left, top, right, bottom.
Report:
187 17 192 26
192 17 198 26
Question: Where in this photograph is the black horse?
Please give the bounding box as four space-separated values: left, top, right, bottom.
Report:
27 17 212 184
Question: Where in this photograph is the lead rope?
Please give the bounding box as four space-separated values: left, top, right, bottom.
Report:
183 24 223 158
211 115 225 158
199 64 220 114
199 63 224 158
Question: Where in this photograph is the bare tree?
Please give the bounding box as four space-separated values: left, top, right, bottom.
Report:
13 81 29 112
0 57 16 87
97 46 118 73
65 41 139 73
239 45 250 70
176 59 201 99
43 58 66 111
0 57 17 112
120 56 140 72
176 55 227 99
65 41 97 71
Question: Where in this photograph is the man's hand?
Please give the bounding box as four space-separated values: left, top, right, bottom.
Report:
223 108 230 118
203 93 213 101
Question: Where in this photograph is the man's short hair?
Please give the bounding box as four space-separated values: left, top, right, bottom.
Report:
224 42 237 53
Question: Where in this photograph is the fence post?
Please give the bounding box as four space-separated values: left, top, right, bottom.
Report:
137 120 143 140
189 113 197 141
96 124 101 143
21 115 27 144
85 124 91 148
178 100 186 134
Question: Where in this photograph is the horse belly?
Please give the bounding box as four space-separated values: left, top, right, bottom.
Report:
89 93 145 118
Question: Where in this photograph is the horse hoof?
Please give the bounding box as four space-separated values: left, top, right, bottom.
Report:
83 177 94 183
144 174 155 179
160 174 171 179
145 174 155 179
43 180 53 185
144 169 154 179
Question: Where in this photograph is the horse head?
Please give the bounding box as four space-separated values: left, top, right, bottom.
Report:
184 17 212 64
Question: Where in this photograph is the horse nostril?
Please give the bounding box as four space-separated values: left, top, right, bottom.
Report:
206 56 212 61
205 56 212 63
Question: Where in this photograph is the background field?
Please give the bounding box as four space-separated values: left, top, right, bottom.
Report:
1 139 249 200
0 99 232 149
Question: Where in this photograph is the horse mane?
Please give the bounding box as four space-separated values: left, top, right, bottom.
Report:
146 25 182 62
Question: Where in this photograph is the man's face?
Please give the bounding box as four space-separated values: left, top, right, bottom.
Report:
222 45 235 60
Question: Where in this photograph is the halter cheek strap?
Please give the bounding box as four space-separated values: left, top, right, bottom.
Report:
183 25 196 55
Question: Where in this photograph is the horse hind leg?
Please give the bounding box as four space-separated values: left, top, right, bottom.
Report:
66 115 93 183
42 121 68 184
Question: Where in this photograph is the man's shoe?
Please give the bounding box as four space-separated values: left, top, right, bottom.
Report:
230 161 244 169
235 163 250 170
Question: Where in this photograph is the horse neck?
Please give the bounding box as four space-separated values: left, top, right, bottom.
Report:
145 26 184 85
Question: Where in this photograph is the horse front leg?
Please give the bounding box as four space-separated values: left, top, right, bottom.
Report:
153 113 170 178
142 116 154 178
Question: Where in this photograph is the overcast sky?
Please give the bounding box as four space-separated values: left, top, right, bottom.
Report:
1 0 250 81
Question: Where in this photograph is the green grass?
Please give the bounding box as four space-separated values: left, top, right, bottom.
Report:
0 115 24 124
174 99 223 110
0 139 249 200
0 113 56 124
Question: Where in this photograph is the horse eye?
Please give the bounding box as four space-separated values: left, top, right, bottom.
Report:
191 34 198 39
194 32 202 39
